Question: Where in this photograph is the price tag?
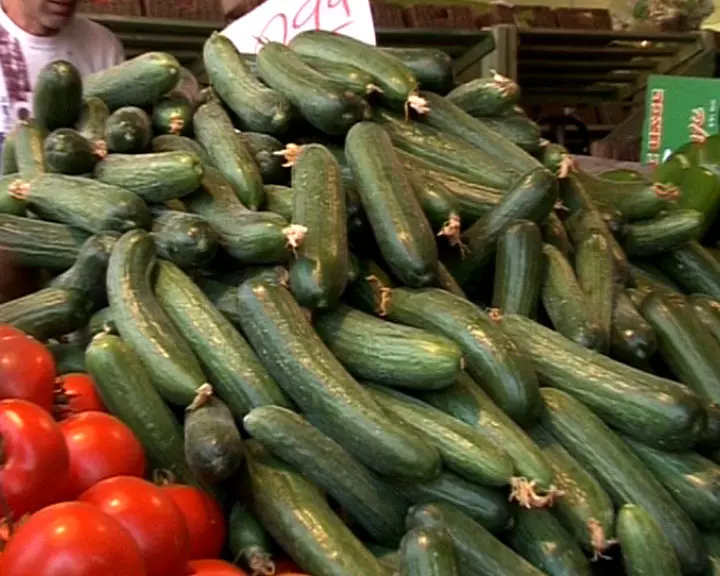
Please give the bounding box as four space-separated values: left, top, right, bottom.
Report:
222 0 376 55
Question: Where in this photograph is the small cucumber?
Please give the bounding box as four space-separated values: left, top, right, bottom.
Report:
262 184 293 220
690 294 720 345
239 132 288 185
228 503 275 576
151 134 209 165
446 72 519 117
575 232 614 352
151 95 193 136
0 287 87 341
184 386 244 484
655 241 720 301
621 209 704 257
15 119 46 178
76 97 109 152
400 525 459 576
381 47 454 94
541 212 572 256
33 60 82 132
105 106 152 154
151 209 218 269
611 290 658 368
44 128 103 175
617 504 682 576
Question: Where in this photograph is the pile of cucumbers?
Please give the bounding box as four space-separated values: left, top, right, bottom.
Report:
3 29 720 576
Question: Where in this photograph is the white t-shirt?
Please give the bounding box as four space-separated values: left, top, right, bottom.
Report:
0 6 124 148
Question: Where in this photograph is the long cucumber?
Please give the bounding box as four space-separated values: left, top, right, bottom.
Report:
617 504 683 576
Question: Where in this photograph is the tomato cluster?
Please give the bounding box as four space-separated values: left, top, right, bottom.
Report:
0 325 310 576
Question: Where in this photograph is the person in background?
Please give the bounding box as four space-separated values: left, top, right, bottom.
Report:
0 0 124 303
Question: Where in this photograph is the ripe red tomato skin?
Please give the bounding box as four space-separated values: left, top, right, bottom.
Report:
187 559 248 575
0 332 56 412
163 483 226 560
56 373 107 418
80 476 191 576
0 399 69 519
0 324 24 340
0 501 148 576
61 411 147 499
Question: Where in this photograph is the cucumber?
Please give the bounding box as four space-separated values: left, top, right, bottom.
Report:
257 42 370 136
1 128 17 174
655 242 720 300
345 122 438 287
400 525 459 576
262 184 293 220
448 168 558 287
245 440 387 576
492 220 543 317
8 173 150 234
150 209 217 269
508 508 592 576
621 209 704 257
601 168 646 181
344 258 395 316
435 262 466 298
85 333 196 484
0 175 27 215
76 97 109 152
690 294 720 345
83 52 180 110
88 307 115 336
625 439 720 530
15 119 46 178
406 502 546 576
381 47 454 95
539 388 707 575
47 339 86 374
94 151 204 203
244 405 407 546
44 128 103 175
104 106 151 154
367 384 513 487
236 279 441 479
385 288 541 427
392 471 512 533
184 386 244 483
528 426 615 556
406 169 462 239
702 403 720 449
203 32 291 135
0 213 88 270
228 503 275 576
617 504 683 576
151 134 209 164
289 144 348 308
541 212 572 256
541 143 571 177
541 243 603 350
677 165 720 234
611 289 658 367
193 100 264 209
630 262 683 295
107 230 207 406
33 60 82 132
151 95 193 136
641 293 720 405
154 260 290 418
239 132 288 185
501 314 704 450
193 274 281 327
422 373 554 493
298 55 380 97
476 114 542 155
0 287 87 341
446 72 519 117
575 232 614 351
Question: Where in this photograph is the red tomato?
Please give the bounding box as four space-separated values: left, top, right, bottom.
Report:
61 412 146 498
0 399 69 519
0 501 147 576
162 484 226 560
80 476 190 576
188 559 248 575
55 373 107 419
0 324 24 340
0 332 56 412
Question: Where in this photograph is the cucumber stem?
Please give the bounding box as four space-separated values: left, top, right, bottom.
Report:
7 179 29 201
509 477 564 509
366 275 392 317
588 518 617 561
186 383 214 411
282 224 308 256
365 83 384 95
168 115 185 136
243 546 274 576
407 94 430 115
437 213 463 251
558 154 576 179
652 183 680 201
93 140 108 159
273 143 302 168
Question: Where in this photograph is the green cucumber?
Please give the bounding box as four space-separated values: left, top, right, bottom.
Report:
0 287 87 341
0 175 27 215
150 209 217 269
611 289 658 367
0 213 88 270
575 232 614 351
400 525 459 576
298 55 380 97
194 100 264 209
677 166 720 234
702 403 720 449
541 243 603 350
246 440 387 576
367 384 513 487
381 47 454 94
422 373 554 492
406 502 545 576
262 184 293 220
641 293 720 404
540 212 572 256
625 439 720 530
1 129 17 174
47 339 86 374
448 168 558 287
107 230 207 406
446 72 519 117
528 426 615 556
617 504 682 576
151 95 193 136
236 279 441 479
601 168 646 181
239 132 288 185
228 503 275 576
244 405 407 546
541 143 570 177
539 388 707 575
406 169 462 238
104 106 152 154
392 471 511 533
344 258 395 316
289 144 348 308
76 97 109 152
9 173 150 234
476 113 542 154
33 60 82 132
621 209 704 257
501 314 704 450
655 242 720 300
314 303 462 391
151 134 209 165
508 508 591 576
203 32 291 135
44 128 103 175
85 333 196 484
345 122 438 287
184 387 244 483
257 42 370 136
691 294 720 345
88 307 115 336
630 262 683 295
385 288 541 427
492 220 543 317
94 151 204 203
435 262 466 298
15 119 46 178
83 52 180 110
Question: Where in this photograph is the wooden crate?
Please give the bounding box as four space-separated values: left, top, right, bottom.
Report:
554 8 612 30
513 5 556 28
143 0 223 20
403 4 483 29
78 0 142 16
370 0 406 28
475 3 515 27
221 0 263 20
